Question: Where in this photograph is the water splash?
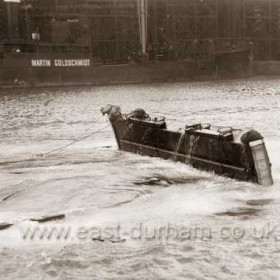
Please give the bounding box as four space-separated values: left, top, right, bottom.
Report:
173 132 185 161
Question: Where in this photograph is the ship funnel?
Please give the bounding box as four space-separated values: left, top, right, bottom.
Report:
137 0 148 56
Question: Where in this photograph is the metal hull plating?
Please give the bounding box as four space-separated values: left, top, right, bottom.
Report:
0 55 197 87
0 47 251 88
102 107 273 186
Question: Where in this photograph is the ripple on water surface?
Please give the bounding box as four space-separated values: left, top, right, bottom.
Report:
0 77 279 279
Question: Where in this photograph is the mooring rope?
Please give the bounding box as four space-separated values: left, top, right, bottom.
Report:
37 123 111 157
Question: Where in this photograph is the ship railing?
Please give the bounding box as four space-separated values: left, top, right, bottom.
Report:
2 42 90 55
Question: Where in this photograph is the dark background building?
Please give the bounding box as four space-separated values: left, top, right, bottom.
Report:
1 0 280 62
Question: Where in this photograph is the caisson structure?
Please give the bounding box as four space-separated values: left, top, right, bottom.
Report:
102 105 274 186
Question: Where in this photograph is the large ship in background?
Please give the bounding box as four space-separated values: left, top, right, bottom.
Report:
0 0 280 87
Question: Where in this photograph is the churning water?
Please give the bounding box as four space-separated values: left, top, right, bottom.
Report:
0 77 279 279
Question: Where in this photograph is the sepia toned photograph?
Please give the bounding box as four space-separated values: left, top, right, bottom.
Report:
0 0 279 279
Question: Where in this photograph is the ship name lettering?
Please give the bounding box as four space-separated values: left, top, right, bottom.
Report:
54 59 90 67
31 59 51 67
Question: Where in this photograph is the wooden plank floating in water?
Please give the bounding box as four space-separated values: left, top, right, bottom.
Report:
92 237 126 244
30 214 65 223
2 193 16 202
0 223 13 231
215 208 262 217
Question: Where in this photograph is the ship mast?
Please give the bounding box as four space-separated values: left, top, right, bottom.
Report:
137 0 148 57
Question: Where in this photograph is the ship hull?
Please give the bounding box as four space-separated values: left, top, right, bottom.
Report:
119 139 250 182
0 48 251 88
0 56 197 87
112 119 253 182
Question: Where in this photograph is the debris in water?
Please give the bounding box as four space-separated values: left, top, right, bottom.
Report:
92 237 126 243
2 193 17 202
134 177 172 186
0 223 13 231
30 214 65 223
134 175 201 186
92 238 105 243
216 208 261 217
246 199 273 206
